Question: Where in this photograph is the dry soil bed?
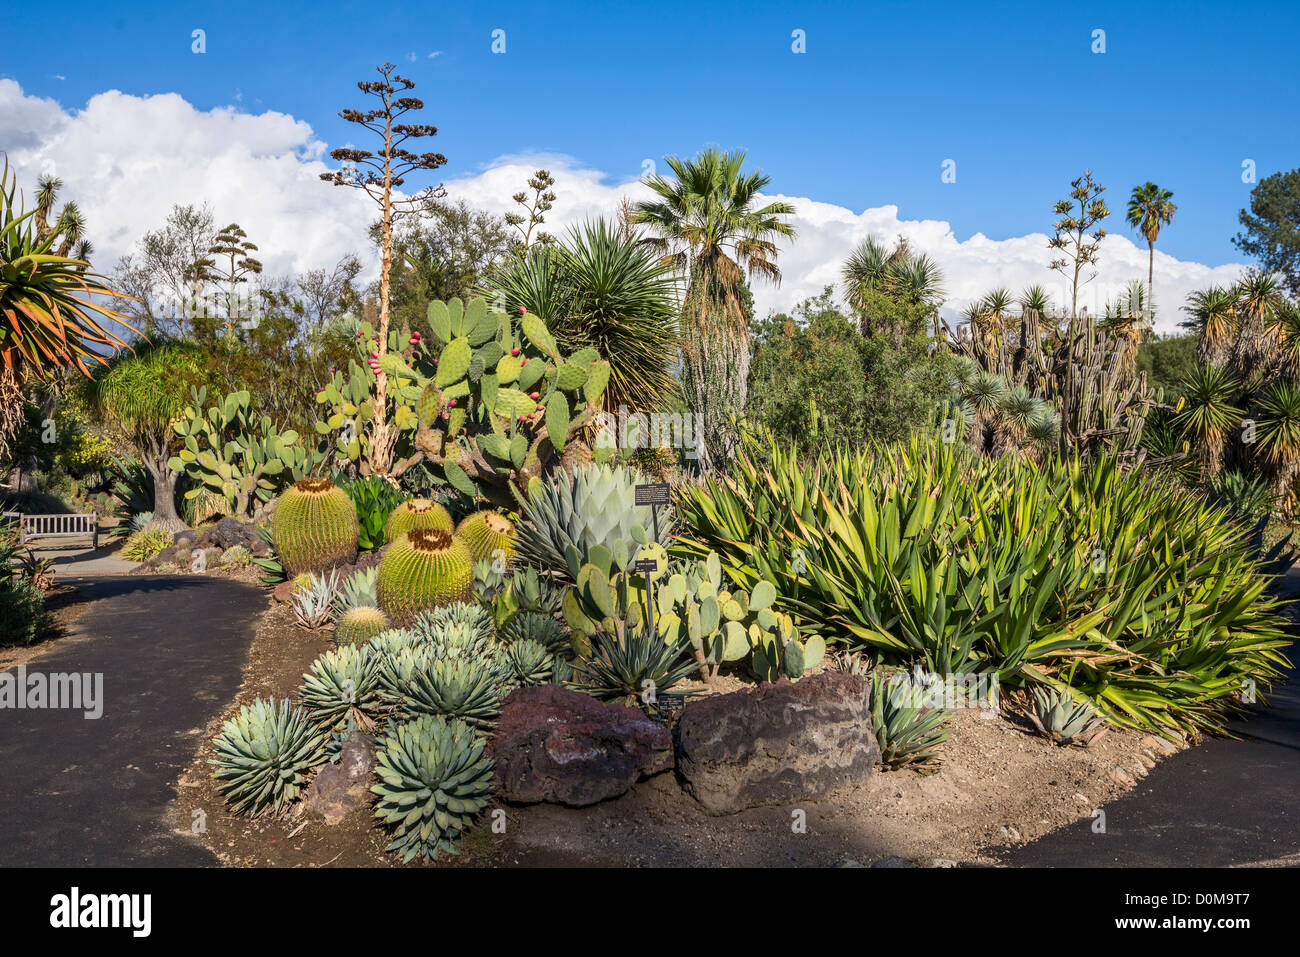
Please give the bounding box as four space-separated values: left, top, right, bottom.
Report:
170 595 1186 867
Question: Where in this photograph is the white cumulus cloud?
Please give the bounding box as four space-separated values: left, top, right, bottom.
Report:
1 78 1248 334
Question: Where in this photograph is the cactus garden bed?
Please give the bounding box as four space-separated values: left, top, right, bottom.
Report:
169 594 1185 868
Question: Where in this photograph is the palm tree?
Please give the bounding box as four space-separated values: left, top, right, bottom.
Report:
634 148 796 470
1 158 133 461
1125 182 1176 309
487 218 681 415
87 342 208 532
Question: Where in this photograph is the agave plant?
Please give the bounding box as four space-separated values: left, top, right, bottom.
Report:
504 638 555 687
0 158 135 459
210 697 327 816
332 566 380 617
574 630 699 705
398 655 510 729
415 602 494 647
291 569 344 629
299 645 385 731
1028 685 1107 746
870 670 952 771
516 463 672 579
500 610 566 653
371 715 495 863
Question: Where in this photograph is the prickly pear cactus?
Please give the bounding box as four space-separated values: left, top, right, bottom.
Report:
272 479 360 575
411 297 611 507
171 385 323 518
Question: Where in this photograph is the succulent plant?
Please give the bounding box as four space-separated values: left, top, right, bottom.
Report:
377 528 474 624
408 297 612 507
414 601 494 646
516 463 672 578
504 638 554 687
367 626 421 659
332 566 379 617
371 714 495 863
573 630 699 705
170 385 323 519
455 509 516 566
870 670 952 771
291 568 344 629
121 526 171 562
299 645 385 730
395 653 510 730
344 475 409 550
384 498 453 541
500 610 566 654
271 478 360 575
334 605 392 646
1029 685 1107 746
210 697 327 816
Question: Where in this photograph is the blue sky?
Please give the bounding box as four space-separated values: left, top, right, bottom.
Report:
2 0 1296 328
6 0 1297 264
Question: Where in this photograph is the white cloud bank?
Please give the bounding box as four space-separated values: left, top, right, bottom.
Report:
2 79 1249 334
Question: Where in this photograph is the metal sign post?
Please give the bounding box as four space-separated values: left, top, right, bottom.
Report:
634 482 671 641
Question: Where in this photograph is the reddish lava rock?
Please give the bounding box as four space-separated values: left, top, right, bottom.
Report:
490 685 673 806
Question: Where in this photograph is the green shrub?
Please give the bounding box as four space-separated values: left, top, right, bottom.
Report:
676 435 1294 736
121 526 172 562
344 475 409 550
0 529 54 647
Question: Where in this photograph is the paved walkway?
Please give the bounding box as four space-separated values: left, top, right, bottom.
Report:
0 575 263 866
35 541 140 576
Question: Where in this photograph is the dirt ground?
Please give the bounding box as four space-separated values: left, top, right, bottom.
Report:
171 594 1186 868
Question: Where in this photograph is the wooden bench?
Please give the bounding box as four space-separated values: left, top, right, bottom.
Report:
2 512 98 549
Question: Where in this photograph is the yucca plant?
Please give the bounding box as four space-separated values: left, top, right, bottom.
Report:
1255 380 1300 496
870 670 952 771
574 630 699 705
371 715 495 863
1173 364 1242 477
210 697 327 816
1028 685 1107 746
299 645 386 731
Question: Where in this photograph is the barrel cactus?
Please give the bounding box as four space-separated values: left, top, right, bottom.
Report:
384 498 453 541
372 715 495 862
377 528 474 624
455 509 516 566
335 606 392 646
272 478 359 575
210 697 327 816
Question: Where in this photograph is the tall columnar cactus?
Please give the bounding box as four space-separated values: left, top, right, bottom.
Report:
384 498 453 540
171 386 324 518
455 510 516 566
272 479 360 575
411 297 611 507
377 528 474 624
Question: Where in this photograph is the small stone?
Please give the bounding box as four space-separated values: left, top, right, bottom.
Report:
870 856 917 868
303 733 377 825
1111 767 1136 786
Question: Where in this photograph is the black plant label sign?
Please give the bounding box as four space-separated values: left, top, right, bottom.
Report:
634 559 659 573
634 483 671 507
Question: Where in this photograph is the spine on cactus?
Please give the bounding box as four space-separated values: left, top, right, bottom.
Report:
272 478 359 575
335 606 392 646
384 498 454 542
378 528 474 624
455 510 515 566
